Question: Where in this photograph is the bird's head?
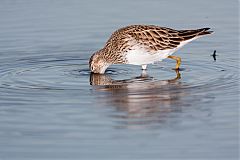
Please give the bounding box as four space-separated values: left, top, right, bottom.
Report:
89 50 110 74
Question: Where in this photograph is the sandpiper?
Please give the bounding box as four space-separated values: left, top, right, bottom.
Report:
89 25 213 74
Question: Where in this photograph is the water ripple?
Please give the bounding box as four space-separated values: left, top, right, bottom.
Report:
0 55 238 96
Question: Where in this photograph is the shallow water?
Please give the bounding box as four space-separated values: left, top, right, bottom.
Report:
0 0 239 159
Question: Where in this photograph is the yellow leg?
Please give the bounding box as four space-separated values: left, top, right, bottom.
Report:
167 55 181 70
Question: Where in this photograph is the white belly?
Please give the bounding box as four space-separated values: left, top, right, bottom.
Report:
125 47 176 65
125 38 197 65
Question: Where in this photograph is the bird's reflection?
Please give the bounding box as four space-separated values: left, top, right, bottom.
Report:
90 70 187 129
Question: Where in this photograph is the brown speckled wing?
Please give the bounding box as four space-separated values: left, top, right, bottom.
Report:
126 25 212 51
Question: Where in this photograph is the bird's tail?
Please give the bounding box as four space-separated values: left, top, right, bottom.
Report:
179 28 213 40
197 28 214 36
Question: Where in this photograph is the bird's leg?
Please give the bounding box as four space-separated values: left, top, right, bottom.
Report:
167 56 181 70
167 70 181 83
141 64 147 70
140 70 148 78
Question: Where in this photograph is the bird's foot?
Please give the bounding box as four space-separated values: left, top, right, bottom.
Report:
172 67 185 71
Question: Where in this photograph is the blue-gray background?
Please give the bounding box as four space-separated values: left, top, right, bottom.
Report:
0 0 239 160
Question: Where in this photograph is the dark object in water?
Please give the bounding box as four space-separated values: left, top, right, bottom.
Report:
211 50 217 61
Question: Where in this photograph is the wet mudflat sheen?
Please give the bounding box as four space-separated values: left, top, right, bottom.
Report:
0 0 239 159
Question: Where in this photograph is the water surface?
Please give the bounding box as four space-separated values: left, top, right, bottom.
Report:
0 0 239 159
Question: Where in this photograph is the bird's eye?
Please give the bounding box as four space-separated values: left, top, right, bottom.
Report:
91 65 94 71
